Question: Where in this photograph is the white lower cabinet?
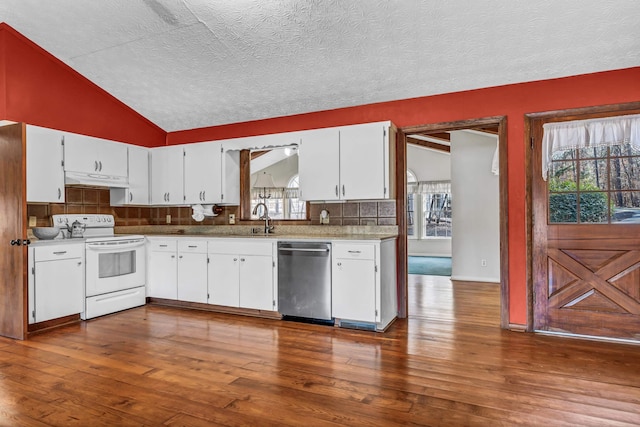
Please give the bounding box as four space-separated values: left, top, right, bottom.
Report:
147 239 178 299
331 239 397 331
177 240 208 303
208 239 275 311
28 243 84 324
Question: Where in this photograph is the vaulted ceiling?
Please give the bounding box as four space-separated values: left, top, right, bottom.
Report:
1 1 639 132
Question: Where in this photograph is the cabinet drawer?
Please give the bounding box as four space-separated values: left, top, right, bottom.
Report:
178 240 207 253
332 243 375 260
148 239 177 252
34 244 83 261
208 239 273 256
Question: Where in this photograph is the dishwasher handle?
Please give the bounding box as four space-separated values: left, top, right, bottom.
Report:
278 247 329 253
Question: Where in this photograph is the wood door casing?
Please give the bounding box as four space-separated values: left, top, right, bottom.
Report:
529 103 640 340
0 123 27 339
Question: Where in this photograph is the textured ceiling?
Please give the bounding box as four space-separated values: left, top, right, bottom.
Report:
1 0 639 132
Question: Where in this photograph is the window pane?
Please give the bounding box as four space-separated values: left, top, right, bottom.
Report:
610 156 640 191
549 161 577 186
578 146 607 159
579 159 607 191
612 191 640 223
423 192 452 238
549 192 578 223
552 149 576 161
579 192 608 223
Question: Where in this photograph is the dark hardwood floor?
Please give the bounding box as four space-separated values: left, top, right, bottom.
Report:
1 276 640 426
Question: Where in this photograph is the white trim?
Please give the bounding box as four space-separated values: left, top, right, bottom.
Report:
450 275 500 283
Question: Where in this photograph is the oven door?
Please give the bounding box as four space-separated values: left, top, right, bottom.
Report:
85 238 146 297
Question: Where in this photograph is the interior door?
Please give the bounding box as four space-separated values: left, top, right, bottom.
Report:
532 110 640 340
0 123 27 339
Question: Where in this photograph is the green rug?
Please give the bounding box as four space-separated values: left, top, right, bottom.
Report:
408 256 452 276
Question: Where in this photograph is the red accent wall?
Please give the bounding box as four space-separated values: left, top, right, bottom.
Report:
0 28 6 119
0 24 164 146
168 67 640 326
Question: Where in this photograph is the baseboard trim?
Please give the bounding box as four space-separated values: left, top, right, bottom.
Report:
450 275 500 283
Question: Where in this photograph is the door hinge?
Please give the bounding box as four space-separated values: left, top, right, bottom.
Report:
183 151 186 157
375 265 378 273
32 310 35 319
530 136 534 150
221 193 224 200
61 160 64 167
273 300 276 308
221 146 223 153
61 136 65 146
31 267 34 275
272 261 275 268
375 309 378 317
207 257 210 264
384 187 387 196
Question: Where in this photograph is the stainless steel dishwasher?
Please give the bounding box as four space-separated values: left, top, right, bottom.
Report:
277 241 332 323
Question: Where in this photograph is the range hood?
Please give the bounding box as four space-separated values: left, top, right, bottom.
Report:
65 171 129 188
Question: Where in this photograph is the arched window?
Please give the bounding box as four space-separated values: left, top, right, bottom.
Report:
287 174 306 220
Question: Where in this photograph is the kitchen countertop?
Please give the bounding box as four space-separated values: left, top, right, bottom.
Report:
118 225 398 242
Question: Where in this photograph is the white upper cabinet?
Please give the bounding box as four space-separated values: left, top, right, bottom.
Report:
110 145 150 205
150 146 184 205
339 122 390 200
26 125 65 203
183 141 223 204
64 133 128 177
298 121 394 201
298 127 340 201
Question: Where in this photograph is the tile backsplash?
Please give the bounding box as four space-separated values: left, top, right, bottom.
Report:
27 188 397 228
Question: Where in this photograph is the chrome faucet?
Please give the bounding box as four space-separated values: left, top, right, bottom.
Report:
252 202 274 234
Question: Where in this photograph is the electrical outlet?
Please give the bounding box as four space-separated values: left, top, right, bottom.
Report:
481 259 487 267
166 214 171 224
229 214 235 224
28 216 37 227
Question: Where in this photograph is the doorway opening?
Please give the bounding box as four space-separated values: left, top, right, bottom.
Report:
396 117 509 328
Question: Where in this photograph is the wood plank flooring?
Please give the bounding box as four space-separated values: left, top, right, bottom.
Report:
1 276 639 426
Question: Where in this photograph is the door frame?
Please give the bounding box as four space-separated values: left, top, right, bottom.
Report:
525 101 640 334
396 116 509 329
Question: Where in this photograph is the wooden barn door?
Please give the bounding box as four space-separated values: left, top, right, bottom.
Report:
531 106 640 341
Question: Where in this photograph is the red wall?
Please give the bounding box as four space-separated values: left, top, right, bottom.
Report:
0 24 165 146
168 67 640 326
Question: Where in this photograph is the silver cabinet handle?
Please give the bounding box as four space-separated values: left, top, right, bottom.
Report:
179 255 183 259
77 261 82 266
171 255 175 258
167 192 170 202
342 185 345 196
188 245 197 248
129 192 133 202
202 190 205 200
57 188 62 200
233 258 237 261
159 244 168 247
99 161 102 171
337 262 342 267
335 185 338 197
94 160 98 171
348 250 361 254
53 251 67 255
240 258 245 262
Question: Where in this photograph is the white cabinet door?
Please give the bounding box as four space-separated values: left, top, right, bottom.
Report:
298 127 340 201
239 255 274 311
148 251 178 299
332 243 377 322
177 252 208 303
183 141 222 204
110 145 150 205
339 122 387 200
64 133 99 174
150 146 184 205
208 254 240 307
34 257 84 322
26 125 65 203
97 140 128 177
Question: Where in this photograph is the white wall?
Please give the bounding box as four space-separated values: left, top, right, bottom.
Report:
406 144 452 257
450 130 500 282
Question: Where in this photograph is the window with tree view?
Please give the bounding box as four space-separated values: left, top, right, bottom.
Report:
548 145 640 223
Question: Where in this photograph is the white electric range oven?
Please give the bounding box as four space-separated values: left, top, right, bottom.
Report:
52 214 146 319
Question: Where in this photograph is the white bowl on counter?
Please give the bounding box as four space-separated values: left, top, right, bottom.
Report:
32 227 61 240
